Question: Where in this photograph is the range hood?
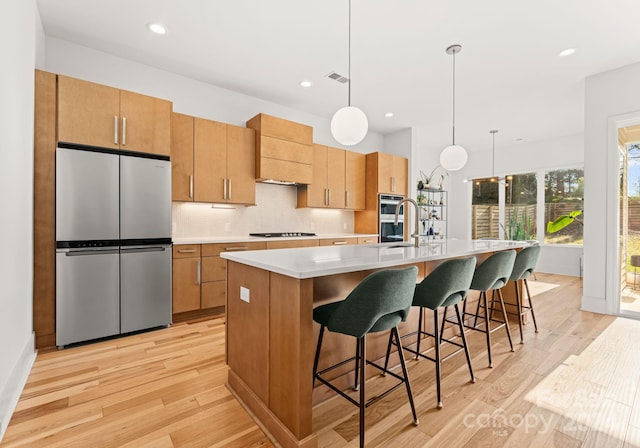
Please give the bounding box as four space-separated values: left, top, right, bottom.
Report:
246 113 313 185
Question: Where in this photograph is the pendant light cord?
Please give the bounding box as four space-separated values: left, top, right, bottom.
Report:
452 48 456 145
348 0 352 107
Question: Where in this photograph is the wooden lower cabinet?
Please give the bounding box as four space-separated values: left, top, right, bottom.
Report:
172 237 375 321
319 237 357 246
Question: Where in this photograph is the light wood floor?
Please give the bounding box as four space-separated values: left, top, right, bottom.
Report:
3 273 640 447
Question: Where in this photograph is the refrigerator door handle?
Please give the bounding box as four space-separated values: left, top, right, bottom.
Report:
64 249 120 256
120 246 168 253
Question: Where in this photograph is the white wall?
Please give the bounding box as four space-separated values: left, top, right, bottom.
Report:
45 38 385 152
0 0 39 440
584 61 640 314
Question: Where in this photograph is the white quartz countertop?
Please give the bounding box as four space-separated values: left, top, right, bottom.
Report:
220 239 532 279
173 234 378 245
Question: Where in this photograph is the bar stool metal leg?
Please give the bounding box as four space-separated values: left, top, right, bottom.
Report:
524 279 539 333
497 289 515 352
514 279 525 344
454 303 475 383
393 327 419 424
313 325 325 386
358 336 366 448
482 291 493 368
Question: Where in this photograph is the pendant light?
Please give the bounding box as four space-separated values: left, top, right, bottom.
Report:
330 0 368 146
439 44 468 171
490 129 498 182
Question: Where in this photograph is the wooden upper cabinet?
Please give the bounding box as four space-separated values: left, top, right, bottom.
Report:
301 144 329 208
57 75 171 155
246 113 313 184
226 124 256 205
171 112 194 202
119 90 171 155
186 117 255 205
327 147 346 208
375 152 407 196
194 118 227 203
345 151 365 210
58 76 120 150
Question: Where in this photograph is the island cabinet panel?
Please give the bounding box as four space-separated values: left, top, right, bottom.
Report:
269 273 314 440
226 262 271 404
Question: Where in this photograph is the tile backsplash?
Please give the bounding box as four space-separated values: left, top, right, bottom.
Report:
172 183 355 238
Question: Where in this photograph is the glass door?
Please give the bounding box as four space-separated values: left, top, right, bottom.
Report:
620 125 640 315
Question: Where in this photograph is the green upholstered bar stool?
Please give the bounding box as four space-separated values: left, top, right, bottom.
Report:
509 244 542 343
312 266 419 448
463 250 516 368
392 257 477 409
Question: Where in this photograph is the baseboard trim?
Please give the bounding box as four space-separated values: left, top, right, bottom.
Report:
0 332 36 442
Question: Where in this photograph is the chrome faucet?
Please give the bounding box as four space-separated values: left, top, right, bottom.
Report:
395 198 420 248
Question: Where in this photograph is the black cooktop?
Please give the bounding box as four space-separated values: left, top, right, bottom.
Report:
249 232 316 238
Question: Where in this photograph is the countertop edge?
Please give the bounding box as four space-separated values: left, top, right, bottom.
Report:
172 234 379 245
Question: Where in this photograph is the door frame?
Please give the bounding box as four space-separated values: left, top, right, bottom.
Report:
607 112 640 317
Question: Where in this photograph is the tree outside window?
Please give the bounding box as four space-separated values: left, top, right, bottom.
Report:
544 169 584 244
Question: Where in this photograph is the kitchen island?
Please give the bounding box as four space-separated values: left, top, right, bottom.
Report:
221 239 531 448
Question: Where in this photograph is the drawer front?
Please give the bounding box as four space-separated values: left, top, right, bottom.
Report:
357 236 378 245
202 241 266 257
173 245 201 258
319 238 357 247
258 157 312 184
260 136 313 165
202 256 226 282
265 239 319 250
201 281 226 309
258 114 312 144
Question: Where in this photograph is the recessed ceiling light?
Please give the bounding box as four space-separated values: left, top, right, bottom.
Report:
299 80 312 88
384 112 394 118
147 23 167 35
515 138 524 142
558 48 575 57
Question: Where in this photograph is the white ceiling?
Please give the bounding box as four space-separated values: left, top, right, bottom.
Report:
36 0 640 151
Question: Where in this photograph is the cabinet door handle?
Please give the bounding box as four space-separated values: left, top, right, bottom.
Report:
391 176 396 192
223 178 227 200
346 190 349 207
328 188 331 206
225 246 248 251
228 179 232 200
196 259 201 285
179 249 197 253
114 116 119 145
332 241 348 245
122 117 127 145
362 239 375 243
189 175 193 199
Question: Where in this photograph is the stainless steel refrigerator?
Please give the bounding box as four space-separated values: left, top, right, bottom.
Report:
55 145 172 347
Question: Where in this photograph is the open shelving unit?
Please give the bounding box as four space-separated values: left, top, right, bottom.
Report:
417 189 447 239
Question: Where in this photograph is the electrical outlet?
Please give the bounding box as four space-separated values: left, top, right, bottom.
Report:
225 222 231 233
343 222 348 230
240 286 250 303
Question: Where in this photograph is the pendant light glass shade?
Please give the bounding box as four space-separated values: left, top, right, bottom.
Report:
331 106 368 146
439 44 468 171
331 0 368 146
440 144 468 171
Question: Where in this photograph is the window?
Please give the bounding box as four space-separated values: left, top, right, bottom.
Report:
471 179 498 239
544 168 584 244
504 173 537 240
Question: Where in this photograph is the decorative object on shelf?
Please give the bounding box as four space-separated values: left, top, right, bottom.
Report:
419 166 448 190
439 44 468 171
330 0 368 146
417 189 447 240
